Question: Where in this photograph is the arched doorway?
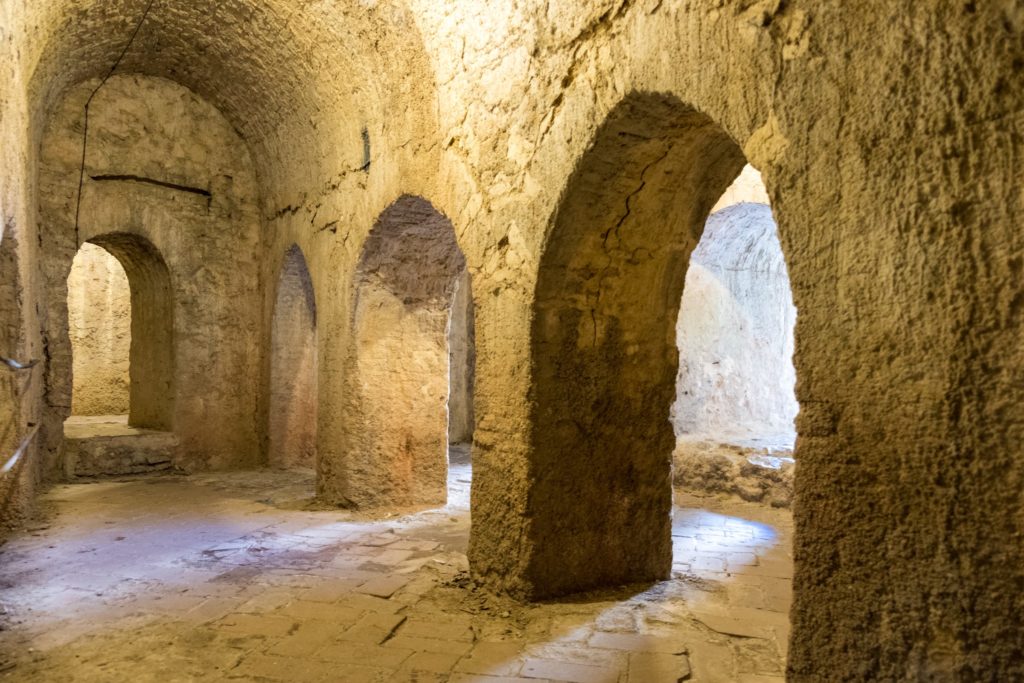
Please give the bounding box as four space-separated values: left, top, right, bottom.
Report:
66 233 174 431
672 167 798 504
268 245 317 469
331 195 473 508
524 93 789 597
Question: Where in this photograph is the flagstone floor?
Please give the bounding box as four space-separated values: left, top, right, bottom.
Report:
0 447 792 682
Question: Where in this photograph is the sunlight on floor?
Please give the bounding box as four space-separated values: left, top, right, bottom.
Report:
0 459 791 682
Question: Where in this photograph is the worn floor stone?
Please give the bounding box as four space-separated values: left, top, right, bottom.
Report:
0 462 791 682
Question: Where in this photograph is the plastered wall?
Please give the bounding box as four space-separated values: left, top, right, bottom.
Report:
0 1 1018 679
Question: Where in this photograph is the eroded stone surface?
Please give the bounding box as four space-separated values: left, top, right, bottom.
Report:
674 438 795 509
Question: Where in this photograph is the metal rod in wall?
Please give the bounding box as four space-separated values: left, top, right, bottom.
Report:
0 423 40 477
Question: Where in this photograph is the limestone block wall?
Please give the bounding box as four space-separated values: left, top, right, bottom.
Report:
66 242 130 416
38 74 263 472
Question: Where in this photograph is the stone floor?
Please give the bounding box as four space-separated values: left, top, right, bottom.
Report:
0 450 792 682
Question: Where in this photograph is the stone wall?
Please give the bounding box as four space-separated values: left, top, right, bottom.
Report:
67 242 130 416
448 269 475 445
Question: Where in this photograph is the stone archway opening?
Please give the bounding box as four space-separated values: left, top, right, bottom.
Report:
333 195 473 509
66 233 174 431
446 268 476 507
268 245 318 470
672 165 798 506
515 92 797 619
62 233 176 477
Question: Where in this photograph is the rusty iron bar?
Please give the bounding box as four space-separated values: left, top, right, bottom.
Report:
0 423 40 477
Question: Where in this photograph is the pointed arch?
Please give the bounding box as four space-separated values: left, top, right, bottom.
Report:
523 92 766 596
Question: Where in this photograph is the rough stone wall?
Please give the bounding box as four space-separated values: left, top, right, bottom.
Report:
67 242 130 416
448 269 476 445
673 202 797 442
770 7 1024 678
38 74 263 472
406 2 1024 677
268 245 317 470
0 0 45 532
0 0 1018 679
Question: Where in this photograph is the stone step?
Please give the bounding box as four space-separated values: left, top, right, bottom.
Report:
63 416 179 478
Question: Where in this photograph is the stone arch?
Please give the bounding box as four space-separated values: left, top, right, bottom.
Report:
27 0 440 202
37 71 263 475
525 92 770 597
324 195 468 508
69 232 174 431
268 244 317 469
